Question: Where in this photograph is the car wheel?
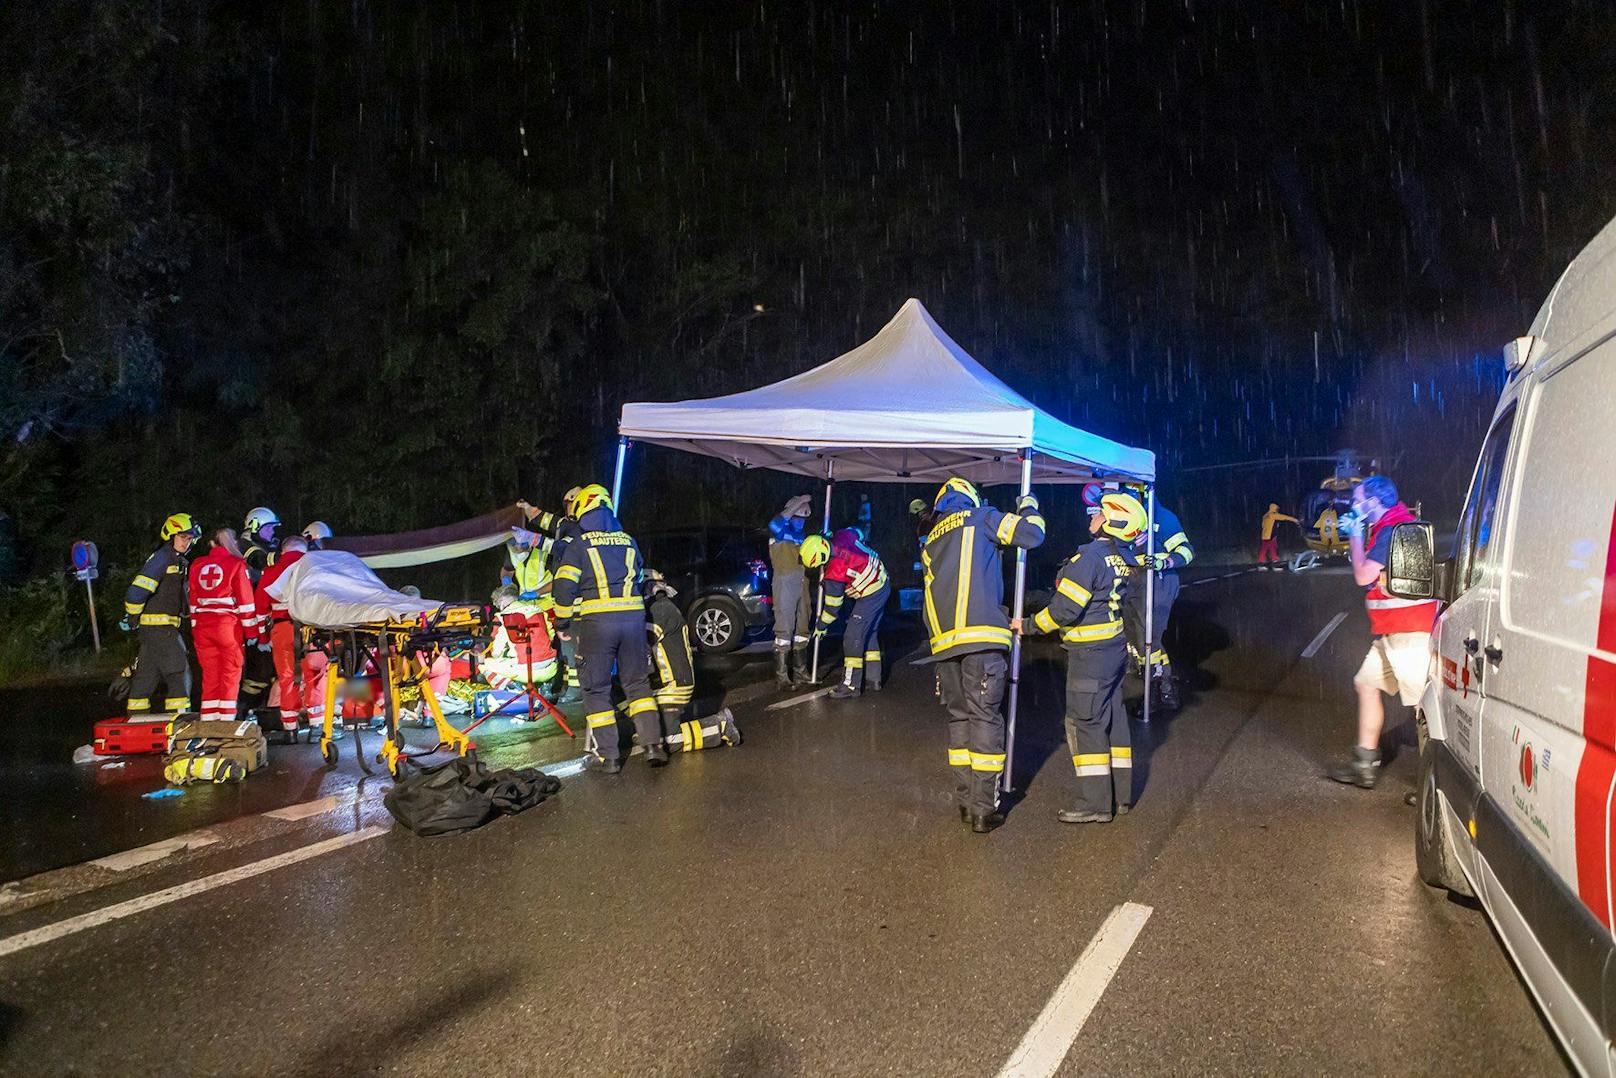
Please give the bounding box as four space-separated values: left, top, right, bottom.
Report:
1414 737 1473 896
690 596 746 654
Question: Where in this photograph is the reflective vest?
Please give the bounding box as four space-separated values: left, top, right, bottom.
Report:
124 544 188 628
921 502 1045 661
1364 504 1440 635
1031 537 1134 645
506 540 555 609
551 507 645 626
820 529 889 626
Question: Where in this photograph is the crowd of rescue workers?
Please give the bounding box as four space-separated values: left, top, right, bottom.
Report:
119 471 1415 833
117 471 1428 833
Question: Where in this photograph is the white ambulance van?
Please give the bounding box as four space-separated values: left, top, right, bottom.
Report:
1388 216 1616 1075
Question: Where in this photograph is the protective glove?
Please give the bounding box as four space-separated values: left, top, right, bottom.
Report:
1015 493 1040 513
257 639 273 653
1145 552 1173 572
1337 511 1363 538
812 625 827 639
118 615 135 633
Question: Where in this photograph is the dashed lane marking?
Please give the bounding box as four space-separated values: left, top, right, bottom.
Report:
1301 612 1350 659
765 686 836 711
0 825 389 960
263 795 342 822
996 902 1154 1078
89 831 220 872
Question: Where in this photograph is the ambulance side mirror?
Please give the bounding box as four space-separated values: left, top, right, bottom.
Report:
1386 521 1438 601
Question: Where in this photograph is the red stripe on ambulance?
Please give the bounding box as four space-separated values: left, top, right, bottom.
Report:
1574 503 1616 930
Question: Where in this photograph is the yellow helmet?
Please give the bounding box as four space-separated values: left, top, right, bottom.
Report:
799 533 831 568
160 512 201 541
567 484 612 518
1099 492 1147 542
934 476 981 509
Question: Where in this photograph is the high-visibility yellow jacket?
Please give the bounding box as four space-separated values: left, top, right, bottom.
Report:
921 497 1045 661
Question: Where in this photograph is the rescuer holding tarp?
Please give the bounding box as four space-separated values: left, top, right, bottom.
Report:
768 495 814 689
802 528 890 698
188 527 260 722
919 477 1045 834
122 512 201 717
552 484 663 772
1017 493 1144 823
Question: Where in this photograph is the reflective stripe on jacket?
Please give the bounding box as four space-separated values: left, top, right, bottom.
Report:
124 545 187 624
1136 503 1194 570
550 506 645 627
190 546 259 642
1030 537 1134 646
821 529 889 624
921 503 1045 661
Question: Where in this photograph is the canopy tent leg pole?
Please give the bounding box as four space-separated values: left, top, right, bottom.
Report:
1002 449 1034 797
1143 485 1157 727
610 437 630 513
809 459 835 682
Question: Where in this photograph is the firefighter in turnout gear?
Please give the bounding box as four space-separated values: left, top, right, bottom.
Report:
188 528 260 721
803 529 890 698
254 535 308 733
921 477 1045 833
768 495 815 688
551 484 662 772
1020 493 1144 823
238 507 281 717
1115 485 1194 712
644 570 743 753
122 513 201 716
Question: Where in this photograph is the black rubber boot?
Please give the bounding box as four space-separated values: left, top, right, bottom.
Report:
584 755 623 775
1057 809 1114 824
645 744 670 768
969 811 1005 834
790 646 814 686
773 648 793 690
1327 747 1381 788
1157 672 1182 711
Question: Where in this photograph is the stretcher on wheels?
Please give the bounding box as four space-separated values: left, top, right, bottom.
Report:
305 603 493 779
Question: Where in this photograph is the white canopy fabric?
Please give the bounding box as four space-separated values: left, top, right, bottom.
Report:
618 298 1154 485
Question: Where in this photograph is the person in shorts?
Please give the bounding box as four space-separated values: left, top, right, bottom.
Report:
1328 475 1440 788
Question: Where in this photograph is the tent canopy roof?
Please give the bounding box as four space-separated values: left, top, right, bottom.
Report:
618 298 1155 486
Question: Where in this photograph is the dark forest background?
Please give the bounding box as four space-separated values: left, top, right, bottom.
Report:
4 1 1615 611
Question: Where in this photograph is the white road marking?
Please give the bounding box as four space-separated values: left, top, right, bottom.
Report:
1301 612 1350 659
0 826 388 960
765 686 836 711
996 902 1153 1078
264 795 342 821
88 830 220 872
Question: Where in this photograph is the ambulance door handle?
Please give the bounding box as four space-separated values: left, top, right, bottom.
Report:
1462 634 1479 656
1484 638 1504 665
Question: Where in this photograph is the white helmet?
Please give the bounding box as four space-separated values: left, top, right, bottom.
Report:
302 521 333 543
243 507 281 539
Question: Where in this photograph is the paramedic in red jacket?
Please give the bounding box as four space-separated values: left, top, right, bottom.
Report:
255 535 308 734
801 528 891 698
1328 475 1440 788
187 527 260 720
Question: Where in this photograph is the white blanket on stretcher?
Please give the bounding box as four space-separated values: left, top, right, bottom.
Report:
263 550 443 629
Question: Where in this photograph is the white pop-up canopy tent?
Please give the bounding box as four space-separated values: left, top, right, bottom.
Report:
616 298 1159 789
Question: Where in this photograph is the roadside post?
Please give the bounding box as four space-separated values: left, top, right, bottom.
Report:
71 540 102 653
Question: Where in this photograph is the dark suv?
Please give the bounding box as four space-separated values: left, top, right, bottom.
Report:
636 526 773 653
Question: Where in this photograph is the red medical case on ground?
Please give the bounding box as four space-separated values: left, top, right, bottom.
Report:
93 716 172 756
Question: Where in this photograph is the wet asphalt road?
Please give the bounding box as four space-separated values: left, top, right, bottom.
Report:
0 568 1569 1075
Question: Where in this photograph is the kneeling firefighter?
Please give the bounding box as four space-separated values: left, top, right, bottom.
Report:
551 484 662 773
920 477 1045 834
644 570 741 754
1021 492 1144 824
122 513 202 716
801 528 890 699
